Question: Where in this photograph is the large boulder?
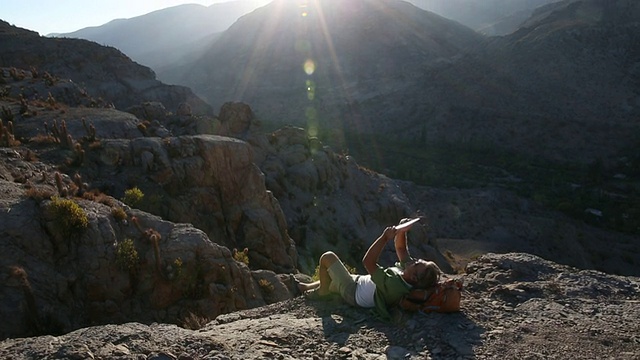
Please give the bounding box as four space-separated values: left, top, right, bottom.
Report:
217 102 256 139
0 179 293 339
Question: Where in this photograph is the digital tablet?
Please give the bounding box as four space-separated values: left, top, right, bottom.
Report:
394 217 421 230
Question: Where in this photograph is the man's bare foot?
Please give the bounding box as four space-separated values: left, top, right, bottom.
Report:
297 282 308 294
304 288 331 300
297 280 320 293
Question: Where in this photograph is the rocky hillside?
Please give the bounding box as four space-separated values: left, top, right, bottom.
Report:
1 62 639 341
467 0 640 162
348 0 640 165
0 21 212 115
0 61 449 339
1 253 638 359
37 0 640 237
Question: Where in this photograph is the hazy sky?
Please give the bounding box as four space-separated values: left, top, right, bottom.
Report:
2 0 264 36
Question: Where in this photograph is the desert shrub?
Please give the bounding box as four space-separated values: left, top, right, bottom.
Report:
9 67 25 81
43 71 56 86
172 257 183 279
232 248 249 266
123 187 144 207
258 278 275 292
311 265 321 281
115 238 139 272
8 266 41 333
137 123 147 135
23 150 38 162
111 206 127 221
46 93 56 108
47 196 89 236
166 257 186 281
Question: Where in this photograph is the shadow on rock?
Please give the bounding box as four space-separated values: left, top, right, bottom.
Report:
306 296 484 359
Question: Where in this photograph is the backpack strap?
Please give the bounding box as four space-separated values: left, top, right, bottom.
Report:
398 288 435 312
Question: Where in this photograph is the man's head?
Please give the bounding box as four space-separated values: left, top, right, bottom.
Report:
404 259 441 289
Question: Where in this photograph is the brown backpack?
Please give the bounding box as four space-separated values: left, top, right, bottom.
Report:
398 278 463 313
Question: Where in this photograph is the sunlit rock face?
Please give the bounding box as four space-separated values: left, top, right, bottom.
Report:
78 134 299 274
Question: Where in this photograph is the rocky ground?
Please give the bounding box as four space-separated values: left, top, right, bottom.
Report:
2 253 638 360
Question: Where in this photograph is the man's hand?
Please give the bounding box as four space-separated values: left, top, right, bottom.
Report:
382 226 397 241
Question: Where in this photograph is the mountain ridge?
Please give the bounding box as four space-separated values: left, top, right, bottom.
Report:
180 0 484 131
0 20 212 114
53 1 270 69
406 0 563 35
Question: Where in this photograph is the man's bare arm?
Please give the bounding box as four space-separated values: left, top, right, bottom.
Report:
363 226 396 274
395 218 421 263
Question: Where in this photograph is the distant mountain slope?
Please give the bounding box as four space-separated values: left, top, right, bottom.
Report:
475 0 640 160
55 1 269 69
0 20 212 114
372 0 640 165
407 0 562 35
179 0 484 129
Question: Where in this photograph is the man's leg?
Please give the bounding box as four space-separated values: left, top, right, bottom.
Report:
296 251 339 294
318 251 339 296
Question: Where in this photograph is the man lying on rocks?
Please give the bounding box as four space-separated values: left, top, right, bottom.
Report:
297 218 442 320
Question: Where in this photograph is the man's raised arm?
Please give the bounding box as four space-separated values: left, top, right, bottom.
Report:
362 226 396 274
394 218 421 263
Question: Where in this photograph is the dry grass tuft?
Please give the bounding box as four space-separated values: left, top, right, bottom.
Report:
25 186 55 201
180 312 210 330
